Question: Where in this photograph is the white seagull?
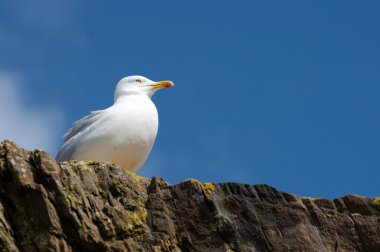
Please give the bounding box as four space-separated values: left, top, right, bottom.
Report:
56 75 174 172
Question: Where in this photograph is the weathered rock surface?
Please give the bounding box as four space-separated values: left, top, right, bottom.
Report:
0 140 379 252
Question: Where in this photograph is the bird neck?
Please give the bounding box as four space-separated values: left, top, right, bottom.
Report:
114 93 152 104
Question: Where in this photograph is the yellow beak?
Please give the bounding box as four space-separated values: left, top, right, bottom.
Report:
151 80 174 89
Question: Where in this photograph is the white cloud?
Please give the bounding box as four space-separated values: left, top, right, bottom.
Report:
0 73 65 155
0 1 84 157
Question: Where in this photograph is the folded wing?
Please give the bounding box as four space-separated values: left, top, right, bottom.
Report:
56 110 104 161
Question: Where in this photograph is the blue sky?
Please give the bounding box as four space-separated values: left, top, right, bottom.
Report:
0 1 379 198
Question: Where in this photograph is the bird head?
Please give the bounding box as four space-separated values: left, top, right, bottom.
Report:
114 75 174 101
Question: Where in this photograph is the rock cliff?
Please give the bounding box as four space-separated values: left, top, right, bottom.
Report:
0 140 379 252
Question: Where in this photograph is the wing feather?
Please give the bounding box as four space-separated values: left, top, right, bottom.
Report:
56 110 104 161
63 110 103 142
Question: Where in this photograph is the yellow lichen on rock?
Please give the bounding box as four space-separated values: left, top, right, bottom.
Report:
209 223 218 232
153 239 180 252
125 201 148 240
126 171 149 183
325 213 333 219
325 243 334 251
225 243 235 252
373 197 380 205
76 161 95 172
184 179 216 197
302 197 318 202
185 178 202 185
202 183 216 197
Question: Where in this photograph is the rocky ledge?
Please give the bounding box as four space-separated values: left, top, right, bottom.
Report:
0 140 379 252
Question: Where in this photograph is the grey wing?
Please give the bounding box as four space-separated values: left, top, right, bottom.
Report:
56 110 103 161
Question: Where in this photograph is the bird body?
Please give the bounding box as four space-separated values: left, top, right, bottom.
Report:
56 76 173 171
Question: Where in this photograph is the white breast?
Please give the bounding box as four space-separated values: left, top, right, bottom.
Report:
71 95 158 171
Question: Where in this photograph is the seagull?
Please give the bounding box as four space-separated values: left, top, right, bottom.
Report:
56 75 174 172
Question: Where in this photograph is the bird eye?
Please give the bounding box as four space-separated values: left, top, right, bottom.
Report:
136 79 142 83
